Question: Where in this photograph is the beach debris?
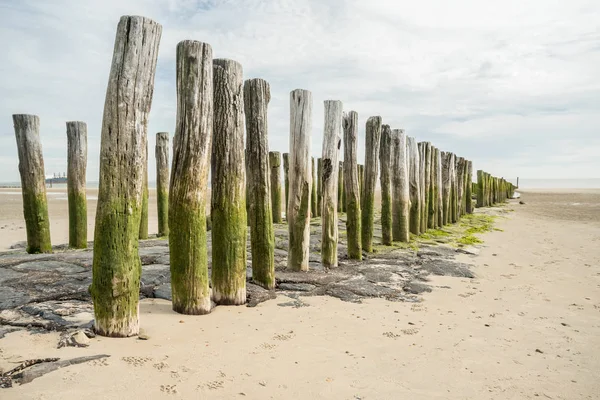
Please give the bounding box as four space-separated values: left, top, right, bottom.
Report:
535 348 544 354
519 201 525 205
0 355 109 388
57 329 93 348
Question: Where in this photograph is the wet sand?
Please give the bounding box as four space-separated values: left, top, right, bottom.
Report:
1 189 599 399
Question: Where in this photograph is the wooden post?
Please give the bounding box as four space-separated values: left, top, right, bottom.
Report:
311 157 318 218
245 78 275 290
407 136 421 234
317 158 323 218
66 121 87 249
155 132 169 237
456 157 465 219
361 116 381 253
321 100 342 268
91 16 161 336
435 147 443 227
379 125 393 246
287 89 312 272
211 58 247 305
282 152 289 218
343 111 362 260
450 153 458 223
139 140 149 239
417 143 425 233
338 161 344 213
169 40 212 316
13 114 52 254
466 160 473 213
429 145 438 229
269 151 282 223
391 129 410 242
358 164 364 201
476 170 484 208
423 142 432 230
442 152 451 224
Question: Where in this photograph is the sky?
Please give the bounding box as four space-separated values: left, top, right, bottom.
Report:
0 0 598 184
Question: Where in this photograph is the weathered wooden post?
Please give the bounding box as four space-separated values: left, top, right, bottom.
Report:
66 121 87 249
456 157 465 218
91 16 161 335
211 58 247 305
321 100 342 268
417 143 425 232
442 152 451 224
283 152 289 217
245 78 275 289
343 111 362 259
361 116 381 252
317 157 323 217
311 157 318 218
269 151 282 223
13 114 52 254
423 142 432 230
392 129 410 242
139 141 149 239
379 125 393 246
358 164 364 200
287 89 312 271
338 161 344 213
169 40 212 315
476 170 484 207
465 160 473 214
450 153 458 223
407 136 421 234
435 148 443 227
155 132 169 237
429 145 438 229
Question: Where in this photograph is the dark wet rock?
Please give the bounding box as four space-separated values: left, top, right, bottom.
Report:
419 260 475 278
246 283 276 307
278 283 317 292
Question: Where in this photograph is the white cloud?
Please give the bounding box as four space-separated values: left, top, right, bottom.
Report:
0 0 598 184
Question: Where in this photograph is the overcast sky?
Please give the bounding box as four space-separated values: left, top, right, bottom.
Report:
1 0 598 183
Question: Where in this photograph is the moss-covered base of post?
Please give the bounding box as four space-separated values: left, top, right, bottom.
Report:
68 190 87 249
169 201 211 315
288 183 310 271
361 192 374 252
211 202 247 304
21 190 52 254
157 189 169 237
381 188 392 246
272 187 282 224
249 207 275 289
91 198 142 337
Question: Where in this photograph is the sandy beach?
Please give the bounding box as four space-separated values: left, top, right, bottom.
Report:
1 188 599 399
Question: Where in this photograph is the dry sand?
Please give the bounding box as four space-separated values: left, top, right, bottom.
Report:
1 189 599 399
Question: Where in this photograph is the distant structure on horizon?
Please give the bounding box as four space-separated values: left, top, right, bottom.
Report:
45 172 67 186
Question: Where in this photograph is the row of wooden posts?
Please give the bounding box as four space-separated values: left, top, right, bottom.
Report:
11 16 515 337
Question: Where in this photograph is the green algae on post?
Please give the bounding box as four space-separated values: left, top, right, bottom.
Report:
269 151 282 224
361 116 382 252
343 111 362 259
155 132 169 237
379 125 393 246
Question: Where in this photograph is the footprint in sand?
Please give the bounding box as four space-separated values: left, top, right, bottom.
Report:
121 356 153 367
411 304 427 312
458 291 477 298
153 362 169 371
160 384 177 394
273 331 296 341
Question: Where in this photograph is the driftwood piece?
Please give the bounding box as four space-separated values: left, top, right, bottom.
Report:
66 121 87 249
361 116 381 252
343 111 362 260
13 114 52 254
379 125 393 246
211 58 247 305
13 355 110 385
321 100 342 268
155 132 169 237
287 89 312 271
91 15 161 336
392 129 410 242
244 78 275 290
169 40 212 315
